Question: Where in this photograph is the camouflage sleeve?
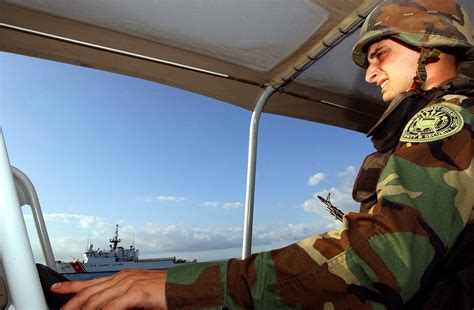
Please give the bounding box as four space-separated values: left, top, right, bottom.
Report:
165 97 473 309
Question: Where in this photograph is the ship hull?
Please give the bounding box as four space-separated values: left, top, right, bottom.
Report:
56 259 179 274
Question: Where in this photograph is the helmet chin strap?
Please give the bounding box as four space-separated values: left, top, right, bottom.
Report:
410 47 441 92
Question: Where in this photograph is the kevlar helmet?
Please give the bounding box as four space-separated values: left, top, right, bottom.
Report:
352 0 474 75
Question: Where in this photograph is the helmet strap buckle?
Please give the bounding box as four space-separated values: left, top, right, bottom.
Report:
412 47 441 92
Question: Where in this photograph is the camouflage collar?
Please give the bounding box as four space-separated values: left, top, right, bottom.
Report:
367 75 474 138
366 90 417 137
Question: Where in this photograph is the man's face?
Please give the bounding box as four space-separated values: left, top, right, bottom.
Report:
365 38 420 102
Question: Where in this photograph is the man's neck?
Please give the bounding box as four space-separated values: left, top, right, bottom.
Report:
424 73 459 90
424 54 458 90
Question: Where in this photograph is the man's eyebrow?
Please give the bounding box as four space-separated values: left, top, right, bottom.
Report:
368 46 384 60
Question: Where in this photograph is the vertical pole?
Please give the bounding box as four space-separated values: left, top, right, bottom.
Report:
0 130 48 308
241 86 275 259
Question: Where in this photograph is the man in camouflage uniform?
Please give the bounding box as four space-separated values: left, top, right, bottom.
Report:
53 0 474 308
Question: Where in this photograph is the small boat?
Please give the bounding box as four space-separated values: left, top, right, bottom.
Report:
55 225 193 274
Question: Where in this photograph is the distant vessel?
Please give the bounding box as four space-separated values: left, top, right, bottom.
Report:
56 225 193 274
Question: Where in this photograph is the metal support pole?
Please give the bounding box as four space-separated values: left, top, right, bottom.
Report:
0 130 48 308
13 166 56 270
241 85 276 259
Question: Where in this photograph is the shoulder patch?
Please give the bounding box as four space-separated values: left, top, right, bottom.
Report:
400 104 464 143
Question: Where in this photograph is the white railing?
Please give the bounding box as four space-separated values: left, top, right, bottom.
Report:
13 167 56 269
0 129 48 309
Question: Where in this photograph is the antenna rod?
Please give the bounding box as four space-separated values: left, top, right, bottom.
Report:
317 194 344 222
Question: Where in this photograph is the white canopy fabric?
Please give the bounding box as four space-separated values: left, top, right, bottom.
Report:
1 0 473 132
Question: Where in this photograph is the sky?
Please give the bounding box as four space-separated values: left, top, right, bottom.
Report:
1 51 375 262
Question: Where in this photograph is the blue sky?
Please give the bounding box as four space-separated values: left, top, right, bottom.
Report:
1 51 374 262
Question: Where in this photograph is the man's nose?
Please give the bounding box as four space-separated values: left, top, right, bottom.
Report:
365 64 378 84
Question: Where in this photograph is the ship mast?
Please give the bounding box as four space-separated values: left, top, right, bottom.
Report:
109 224 122 250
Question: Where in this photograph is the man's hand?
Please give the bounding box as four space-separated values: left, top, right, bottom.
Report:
51 269 167 309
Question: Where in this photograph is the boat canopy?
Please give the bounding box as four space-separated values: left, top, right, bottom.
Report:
0 1 473 307
4 0 472 132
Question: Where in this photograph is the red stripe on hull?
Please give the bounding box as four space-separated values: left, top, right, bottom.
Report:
70 262 85 273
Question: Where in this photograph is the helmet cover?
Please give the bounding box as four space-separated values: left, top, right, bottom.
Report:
352 0 474 68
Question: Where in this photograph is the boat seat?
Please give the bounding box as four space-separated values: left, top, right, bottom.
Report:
0 276 7 309
36 264 74 309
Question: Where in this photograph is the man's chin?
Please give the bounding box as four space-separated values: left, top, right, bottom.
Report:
382 94 393 102
381 90 400 102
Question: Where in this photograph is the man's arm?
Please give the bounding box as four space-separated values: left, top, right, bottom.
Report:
166 99 473 309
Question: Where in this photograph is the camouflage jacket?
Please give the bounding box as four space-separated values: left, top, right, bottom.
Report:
165 86 474 309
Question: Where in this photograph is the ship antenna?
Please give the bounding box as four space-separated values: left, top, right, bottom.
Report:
86 230 90 251
109 224 122 251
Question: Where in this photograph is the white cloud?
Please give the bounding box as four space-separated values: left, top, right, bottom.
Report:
202 201 219 208
23 213 114 261
139 195 188 203
77 216 109 230
31 213 109 232
119 223 245 254
78 222 323 255
26 212 333 262
338 165 357 188
157 195 187 202
308 172 327 186
254 223 315 243
302 165 359 220
223 202 243 209
52 236 92 260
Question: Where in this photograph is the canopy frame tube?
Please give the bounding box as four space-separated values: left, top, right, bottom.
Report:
242 85 276 259
13 166 56 270
0 130 48 309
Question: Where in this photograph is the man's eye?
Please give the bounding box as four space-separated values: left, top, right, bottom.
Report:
376 51 386 58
